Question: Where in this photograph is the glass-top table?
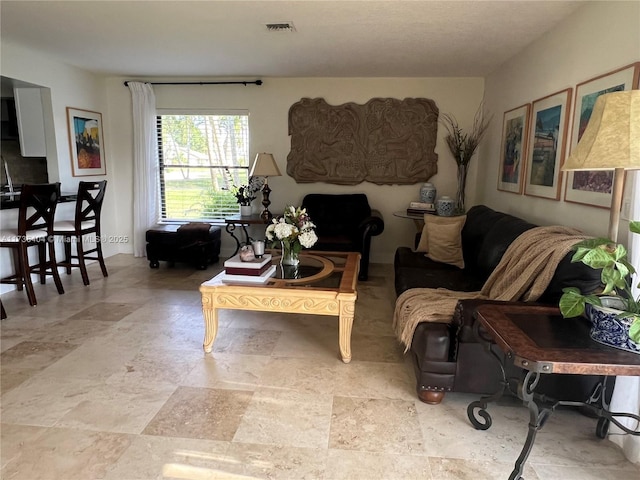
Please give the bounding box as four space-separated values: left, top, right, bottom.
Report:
199 250 361 363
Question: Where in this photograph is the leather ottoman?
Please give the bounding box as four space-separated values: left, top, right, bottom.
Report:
146 223 221 269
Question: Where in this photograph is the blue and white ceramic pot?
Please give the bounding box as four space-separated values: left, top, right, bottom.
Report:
420 183 437 204
585 296 640 355
436 196 455 217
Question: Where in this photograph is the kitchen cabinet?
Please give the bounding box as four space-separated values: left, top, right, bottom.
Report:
14 87 46 157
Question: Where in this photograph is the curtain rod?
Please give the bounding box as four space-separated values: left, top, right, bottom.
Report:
123 80 262 87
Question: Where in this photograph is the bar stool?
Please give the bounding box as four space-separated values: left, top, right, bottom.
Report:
52 180 108 285
0 183 65 306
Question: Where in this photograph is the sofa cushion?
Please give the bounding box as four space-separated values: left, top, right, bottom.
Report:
422 214 467 268
394 246 484 293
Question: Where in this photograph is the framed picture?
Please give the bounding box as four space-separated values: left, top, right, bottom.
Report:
497 103 530 194
66 107 106 176
523 89 572 201
564 62 640 208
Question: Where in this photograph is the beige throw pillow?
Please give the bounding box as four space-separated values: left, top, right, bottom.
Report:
423 214 467 268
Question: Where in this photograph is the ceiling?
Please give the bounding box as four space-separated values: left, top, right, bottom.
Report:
1 0 584 79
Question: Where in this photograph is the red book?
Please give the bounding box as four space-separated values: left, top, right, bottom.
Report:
225 262 272 276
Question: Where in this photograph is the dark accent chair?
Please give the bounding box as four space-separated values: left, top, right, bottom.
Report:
394 205 603 405
301 193 384 281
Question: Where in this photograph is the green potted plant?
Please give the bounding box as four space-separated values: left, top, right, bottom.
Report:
559 221 640 352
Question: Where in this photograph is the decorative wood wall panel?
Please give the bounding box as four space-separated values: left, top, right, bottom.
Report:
287 97 439 185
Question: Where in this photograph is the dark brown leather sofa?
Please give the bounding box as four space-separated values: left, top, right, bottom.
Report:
394 205 603 404
302 193 384 281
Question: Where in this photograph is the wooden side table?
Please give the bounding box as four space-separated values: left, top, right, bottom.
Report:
224 213 275 256
468 303 640 480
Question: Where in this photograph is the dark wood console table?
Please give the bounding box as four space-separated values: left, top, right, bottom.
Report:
224 213 276 256
468 303 640 480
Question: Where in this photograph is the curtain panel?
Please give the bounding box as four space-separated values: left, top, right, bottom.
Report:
128 82 159 257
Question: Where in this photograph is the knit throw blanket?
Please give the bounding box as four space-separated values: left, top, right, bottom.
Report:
392 226 588 352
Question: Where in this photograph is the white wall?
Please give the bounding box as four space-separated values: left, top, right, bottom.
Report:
106 76 485 261
480 1 640 244
0 40 119 293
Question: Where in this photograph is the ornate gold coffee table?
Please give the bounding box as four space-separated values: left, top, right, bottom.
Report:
199 251 361 363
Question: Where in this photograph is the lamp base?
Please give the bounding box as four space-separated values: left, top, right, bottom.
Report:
260 183 273 223
260 209 273 222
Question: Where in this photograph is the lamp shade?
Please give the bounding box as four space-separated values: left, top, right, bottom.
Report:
562 90 640 171
249 153 282 177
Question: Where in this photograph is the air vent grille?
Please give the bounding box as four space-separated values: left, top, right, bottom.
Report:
265 22 296 32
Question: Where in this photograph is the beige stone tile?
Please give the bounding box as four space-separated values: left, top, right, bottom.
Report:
531 463 640 480
25 318 115 345
66 301 143 322
55 378 177 434
329 396 424 455
417 392 534 463
37 339 140 381
103 434 232 480
102 287 163 304
332 360 416 401
0 328 31 353
258 356 343 394
0 426 131 480
233 388 333 448
182 353 271 391
0 423 48 469
325 449 432 479
143 386 253 441
223 442 327 480
0 375 103 426
349 334 405 363
117 303 206 328
213 327 282 355
271 323 341 359
526 407 638 468
1 368 36 395
105 346 204 385
429 456 540 480
0 341 77 372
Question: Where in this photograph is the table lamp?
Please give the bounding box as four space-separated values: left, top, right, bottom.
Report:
562 90 640 242
249 152 282 221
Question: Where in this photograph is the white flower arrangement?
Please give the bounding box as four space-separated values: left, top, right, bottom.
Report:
265 205 318 254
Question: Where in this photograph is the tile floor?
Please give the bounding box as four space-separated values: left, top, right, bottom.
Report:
1 254 638 480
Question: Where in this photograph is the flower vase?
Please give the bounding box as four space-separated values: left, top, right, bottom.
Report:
240 205 252 216
280 241 300 266
455 163 468 214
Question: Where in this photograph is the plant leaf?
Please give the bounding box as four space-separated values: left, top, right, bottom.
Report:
559 288 586 318
629 317 640 343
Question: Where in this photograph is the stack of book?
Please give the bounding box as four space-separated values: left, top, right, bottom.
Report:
221 253 276 284
406 201 435 216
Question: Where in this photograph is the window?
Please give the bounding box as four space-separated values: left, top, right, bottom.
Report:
156 111 250 221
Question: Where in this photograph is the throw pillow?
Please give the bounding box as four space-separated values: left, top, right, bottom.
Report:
423 214 467 268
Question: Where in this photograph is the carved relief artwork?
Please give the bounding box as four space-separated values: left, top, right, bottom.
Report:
287 97 439 185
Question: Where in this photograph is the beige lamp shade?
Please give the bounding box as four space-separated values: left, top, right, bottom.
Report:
562 90 640 171
249 153 282 177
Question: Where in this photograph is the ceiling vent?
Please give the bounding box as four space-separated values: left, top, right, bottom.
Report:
265 22 296 33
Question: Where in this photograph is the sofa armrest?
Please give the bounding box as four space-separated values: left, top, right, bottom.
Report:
357 209 384 238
